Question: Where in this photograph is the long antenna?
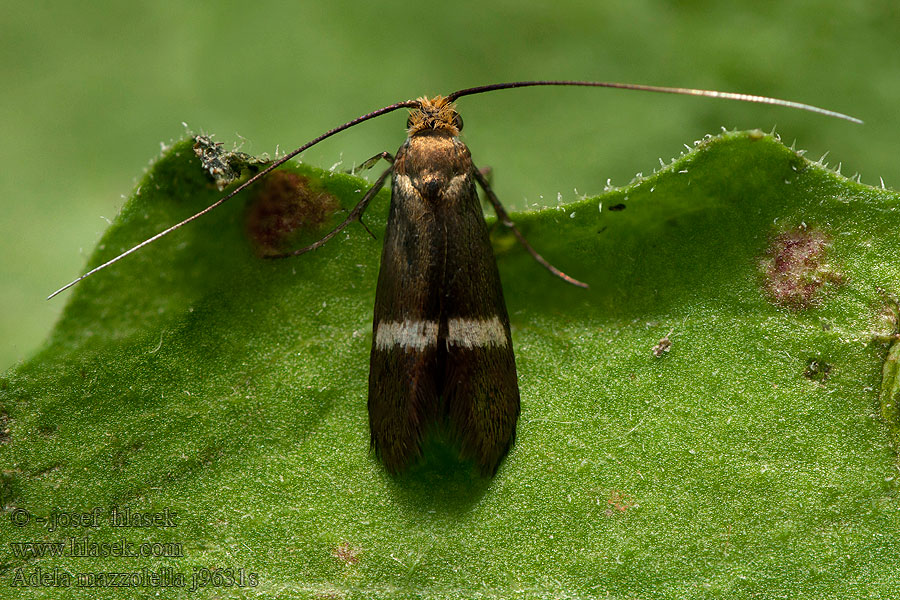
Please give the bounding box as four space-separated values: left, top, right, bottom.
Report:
47 99 418 299
49 81 861 299
447 80 862 123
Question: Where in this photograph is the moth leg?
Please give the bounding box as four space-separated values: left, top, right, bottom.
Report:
477 165 493 186
347 152 395 236
346 151 395 175
264 164 393 258
472 167 588 288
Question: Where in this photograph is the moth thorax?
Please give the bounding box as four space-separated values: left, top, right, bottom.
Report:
407 95 463 136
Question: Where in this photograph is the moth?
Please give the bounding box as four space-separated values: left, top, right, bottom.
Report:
49 81 859 475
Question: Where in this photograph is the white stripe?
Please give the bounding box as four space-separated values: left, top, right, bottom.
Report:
446 316 508 349
375 319 438 351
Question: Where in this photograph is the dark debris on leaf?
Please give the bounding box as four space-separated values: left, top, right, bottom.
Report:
193 135 269 191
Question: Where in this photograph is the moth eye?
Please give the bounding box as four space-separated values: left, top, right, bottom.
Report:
452 113 464 132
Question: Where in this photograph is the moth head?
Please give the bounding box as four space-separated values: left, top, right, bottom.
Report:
406 96 464 136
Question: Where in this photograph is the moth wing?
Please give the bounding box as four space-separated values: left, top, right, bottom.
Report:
368 175 443 473
440 175 519 475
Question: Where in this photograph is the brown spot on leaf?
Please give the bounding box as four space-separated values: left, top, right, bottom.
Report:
760 225 842 308
605 489 634 516
331 541 359 565
246 171 339 256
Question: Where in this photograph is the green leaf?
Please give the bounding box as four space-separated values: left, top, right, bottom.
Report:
3 131 900 598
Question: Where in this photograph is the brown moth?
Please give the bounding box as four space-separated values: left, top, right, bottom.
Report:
49 81 859 475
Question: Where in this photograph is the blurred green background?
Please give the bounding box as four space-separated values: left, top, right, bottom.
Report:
2 1 897 370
